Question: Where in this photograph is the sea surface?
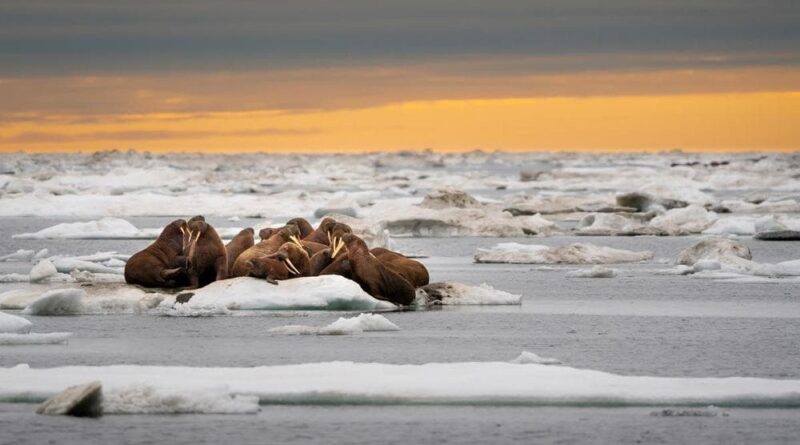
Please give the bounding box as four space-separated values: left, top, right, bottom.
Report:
1 217 799 444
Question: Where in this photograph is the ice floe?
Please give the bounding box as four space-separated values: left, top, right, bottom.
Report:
0 332 72 345
648 205 717 235
3 359 800 407
269 313 400 335
566 266 617 278
676 238 752 266
510 351 562 365
103 385 259 415
416 282 522 305
0 311 32 334
177 276 396 311
474 243 653 264
29 259 58 283
13 217 144 239
0 249 35 262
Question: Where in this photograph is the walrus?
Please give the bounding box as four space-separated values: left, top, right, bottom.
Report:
371 248 429 287
245 242 310 284
309 235 348 276
303 217 338 245
340 233 416 305
258 227 276 241
225 228 254 274
185 217 228 288
231 225 300 277
286 217 314 238
124 219 189 288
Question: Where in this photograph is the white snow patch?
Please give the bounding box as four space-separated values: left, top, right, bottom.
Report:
649 205 717 234
475 243 653 264
269 313 400 335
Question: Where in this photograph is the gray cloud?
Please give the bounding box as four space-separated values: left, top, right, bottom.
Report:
1 0 798 75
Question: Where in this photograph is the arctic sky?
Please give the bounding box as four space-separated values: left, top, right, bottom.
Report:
1 0 799 152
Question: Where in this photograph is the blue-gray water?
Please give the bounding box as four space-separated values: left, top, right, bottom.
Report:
1 217 799 444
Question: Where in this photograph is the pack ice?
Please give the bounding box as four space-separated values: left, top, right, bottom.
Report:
2 358 800 408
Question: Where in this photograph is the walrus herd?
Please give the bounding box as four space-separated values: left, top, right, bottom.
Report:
124 216 429 305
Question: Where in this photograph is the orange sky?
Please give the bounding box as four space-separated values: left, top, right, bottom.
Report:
1 66 799 153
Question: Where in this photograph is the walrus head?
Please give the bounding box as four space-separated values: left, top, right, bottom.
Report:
328 222 352 244
245 256 288 283
273 243 310 277
286 218 314 238
341 233 369 254
258 227 276 241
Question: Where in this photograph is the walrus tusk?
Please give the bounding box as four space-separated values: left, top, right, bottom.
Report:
331 237 344 258
284 258 301 275
289 235 304 248
327 231 332 245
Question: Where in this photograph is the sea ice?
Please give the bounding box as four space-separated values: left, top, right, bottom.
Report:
0 311 32 334
269 313 400 335
0 332 72 345
13 217 144 239
510 351 562 365
29 259 58 283
416 282 522 305
3 359 800 407
566 266 617 278
180 276 396 311
474 243 653 264
0 249 34 262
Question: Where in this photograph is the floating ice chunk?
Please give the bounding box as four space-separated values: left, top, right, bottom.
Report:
69 270 127 284
13 217 143 239
159 304 232 317
51 258 124 275
269 313 400 335
0 311 32 334
475 243 653 264
227 216 241 222
23 289 85 316
0 332 72 345
0 273 30 283
29 259 58 283
420 189 481 209
703 217 756 235
510 351 562 365
417 282 522 305
649 205 717 235
104 385 259 415
676 238 752 266
0 249 34 262
33 249 49 260
181 276 395 311
566 266 617 278
4 360 800 407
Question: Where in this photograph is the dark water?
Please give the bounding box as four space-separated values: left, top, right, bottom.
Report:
1 217 800 444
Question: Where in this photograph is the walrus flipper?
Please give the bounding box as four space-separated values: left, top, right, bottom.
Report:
375 263 416 306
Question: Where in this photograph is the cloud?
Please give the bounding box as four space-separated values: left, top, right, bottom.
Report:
0 1 798 75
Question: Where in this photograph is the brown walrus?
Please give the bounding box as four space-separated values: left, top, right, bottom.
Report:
303 217 338 245
371 248 429 287
185 217 228 288
244 242 310 284
286 217 314 239
309 235 347 276
124 219 189 288
258 227 276 241
231 225 300 277
340 233 416 305
225 228 254 274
